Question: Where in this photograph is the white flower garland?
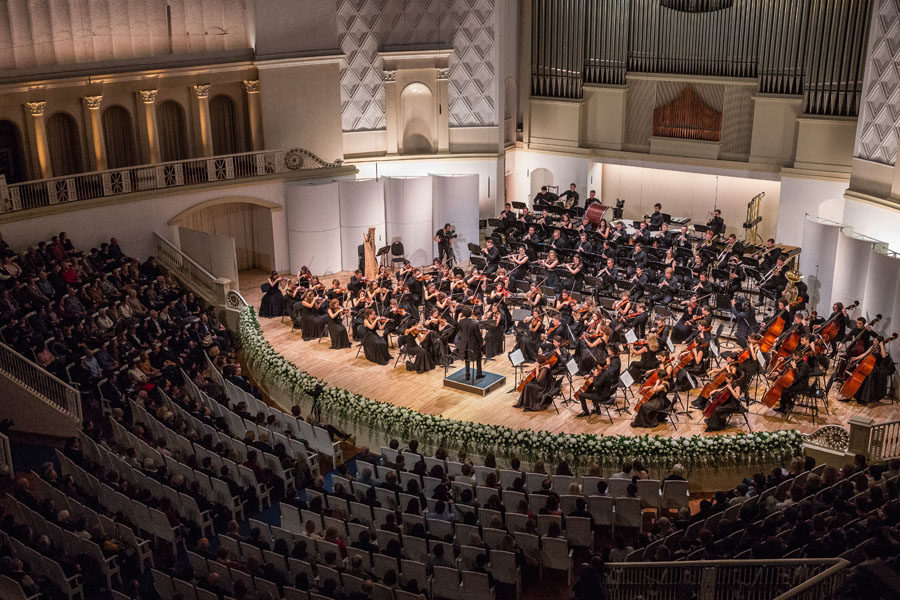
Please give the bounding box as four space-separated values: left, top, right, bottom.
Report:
238 306 804 469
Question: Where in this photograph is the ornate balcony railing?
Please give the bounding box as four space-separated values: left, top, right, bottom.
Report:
0 148 343 214
153 232 231 307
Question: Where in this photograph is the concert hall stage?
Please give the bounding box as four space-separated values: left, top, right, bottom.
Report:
240 271 894 439
443 369 506 396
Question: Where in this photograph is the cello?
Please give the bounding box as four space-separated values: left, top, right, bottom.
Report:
635 341 696 410
839 333 897 400
763 358 797 408
758 299 801 353
698 347 750 401
816 300 858 344
516 351 558 393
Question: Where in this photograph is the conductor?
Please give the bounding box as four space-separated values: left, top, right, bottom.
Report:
456 306 484 380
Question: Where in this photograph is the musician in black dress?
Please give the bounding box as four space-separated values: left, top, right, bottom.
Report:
514 352 555 411
627 335 661 381
705 367 743 432
258 271 285 318
403 323 435 374
508 245 530 283
631 371 672 428
845 335 895 405
481 303 505 358
326 299 351 349
362 308 391 365
562 255 585 293
300 291 327 341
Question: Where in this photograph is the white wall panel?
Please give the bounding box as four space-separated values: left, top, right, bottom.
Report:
831 229 874 309
862 245 900 331
384 176 433 267
285 182 342 275
798 216 841 314
432 174 479 264
339 179 386 271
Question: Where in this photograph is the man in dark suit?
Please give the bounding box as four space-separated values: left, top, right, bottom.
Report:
456 306 484 380
481 238 501 275
707 209 725 236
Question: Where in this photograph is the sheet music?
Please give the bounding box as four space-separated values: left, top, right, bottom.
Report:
624 329 638 344
711 340 720 357
620 370 634 387
666 337 675 352
566 359 579 376
509 349 525 367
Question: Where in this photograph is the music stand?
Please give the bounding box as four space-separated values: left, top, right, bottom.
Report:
377 245 391 269
468 243 482 256
507 349 527 393
512 201 527 211
561 358 579 406
616 370 635 415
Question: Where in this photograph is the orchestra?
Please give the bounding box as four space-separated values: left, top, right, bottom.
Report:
254 201 895 433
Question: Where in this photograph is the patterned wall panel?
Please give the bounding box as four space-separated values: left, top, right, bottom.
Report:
721 85 754 156
625 79 656 148
336 0 497 132
854 0 900 166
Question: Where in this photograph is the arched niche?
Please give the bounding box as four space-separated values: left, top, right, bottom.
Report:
399 82 436 155
0 120 26 183
530 167 555 200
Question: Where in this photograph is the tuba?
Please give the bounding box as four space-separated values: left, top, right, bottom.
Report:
784 270 802 304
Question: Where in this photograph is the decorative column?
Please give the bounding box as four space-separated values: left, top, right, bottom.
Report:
26 101 51 179
138 90 161 164
192 84 213 157
242 80 264 151
436 67 451 153
382 70 398 154
83 95 107 171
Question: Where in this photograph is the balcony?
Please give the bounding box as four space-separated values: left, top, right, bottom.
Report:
0 147 352 217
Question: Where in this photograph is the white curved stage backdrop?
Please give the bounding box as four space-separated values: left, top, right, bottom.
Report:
285 174 480 273
432 174 479 265
798 216 841 314
285 182 342 275
384 176 433 267
339 179 386 272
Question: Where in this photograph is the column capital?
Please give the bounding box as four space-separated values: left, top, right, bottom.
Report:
138 89 158 104
436 67 451 81
192 84 211 99
26 101 46 117
83 95 103 110
382 70 397 83
242 79 261 94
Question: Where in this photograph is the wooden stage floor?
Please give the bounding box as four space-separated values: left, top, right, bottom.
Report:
239 271 897 438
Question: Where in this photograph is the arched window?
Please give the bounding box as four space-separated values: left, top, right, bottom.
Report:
209 94 244 155
102 105 138 168
157 100 189 161
46 112 84 176
0 120 25 183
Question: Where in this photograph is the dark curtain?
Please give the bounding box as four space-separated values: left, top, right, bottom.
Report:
209 94 242 155
46 112 84 176
157 101 188 161
0 120 25 183
102 106 138 168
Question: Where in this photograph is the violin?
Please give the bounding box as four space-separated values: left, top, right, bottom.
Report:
517 352 559 393
816 300 858 343
840 333 898 399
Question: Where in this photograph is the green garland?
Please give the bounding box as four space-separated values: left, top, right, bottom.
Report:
238 306 804 469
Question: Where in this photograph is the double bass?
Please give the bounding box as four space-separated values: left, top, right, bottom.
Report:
835 314 883 377
759 301 800 353
839 333 898 399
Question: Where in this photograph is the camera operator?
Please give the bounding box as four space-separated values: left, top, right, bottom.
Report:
434 222 457 266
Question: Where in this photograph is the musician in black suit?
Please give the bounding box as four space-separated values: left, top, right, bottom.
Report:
707 209 725 236
533 186 558 207
596 258 618 297
585 189 599 207
574 231 593 255
455 306 484 380
559 183 580 208
550 229 569 251
730 297 757 348
481 239 501 275
648 203 665 230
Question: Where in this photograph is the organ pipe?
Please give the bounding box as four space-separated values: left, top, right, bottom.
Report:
529 0 871 117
